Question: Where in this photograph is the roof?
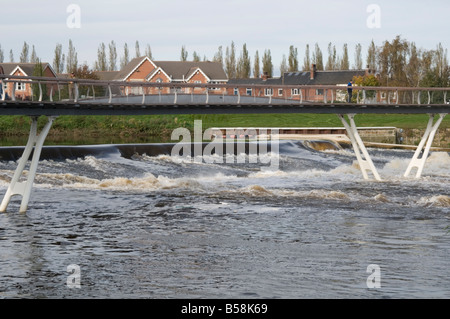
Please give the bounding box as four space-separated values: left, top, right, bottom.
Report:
151 61 228 81
0 62 56 77
95 71 120 81
228 77 282 85
113 56 156 81
283 70 366 85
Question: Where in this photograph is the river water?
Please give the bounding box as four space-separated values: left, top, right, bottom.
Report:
0 139 449 299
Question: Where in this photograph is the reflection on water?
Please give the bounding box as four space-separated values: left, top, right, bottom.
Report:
0 140 449 298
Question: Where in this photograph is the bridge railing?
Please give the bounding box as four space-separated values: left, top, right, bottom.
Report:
1 74 449 105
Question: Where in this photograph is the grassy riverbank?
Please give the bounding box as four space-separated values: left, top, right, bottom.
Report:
1 114 449 146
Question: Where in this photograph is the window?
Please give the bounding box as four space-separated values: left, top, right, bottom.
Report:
278 88 283 96
291 88 299 95
16 82 26 91
246 88 252 96
316 89 324 95
264 88 273 96
195 81 201 84
234 88 239 96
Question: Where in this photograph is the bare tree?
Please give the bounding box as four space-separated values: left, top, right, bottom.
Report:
225 41 236 78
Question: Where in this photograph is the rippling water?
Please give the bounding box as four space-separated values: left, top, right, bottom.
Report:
0 140 449 298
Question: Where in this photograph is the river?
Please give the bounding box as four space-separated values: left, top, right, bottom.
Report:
0 139 449 298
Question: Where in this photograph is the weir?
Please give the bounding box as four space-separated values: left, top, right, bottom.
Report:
0 75 449 212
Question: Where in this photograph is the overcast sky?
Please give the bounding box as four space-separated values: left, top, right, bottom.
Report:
1 0 449 75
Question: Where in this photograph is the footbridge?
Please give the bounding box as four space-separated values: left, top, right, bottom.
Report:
0 75 448 212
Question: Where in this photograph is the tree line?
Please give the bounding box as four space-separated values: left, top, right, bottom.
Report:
0 35 448 88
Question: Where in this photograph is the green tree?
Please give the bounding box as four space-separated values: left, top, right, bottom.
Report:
280 54 288 75
53 43 65 74
108 40 117 71
236 43 251 78
262 49 273 77
253 50 260 78
180 45 188 61
66 39 78 74
366 39 377 70
325 43 337 70
225 41 237 78
32 60 48 101
312 43 323 70
145 44 153 60
95 42 108 71
120 43 130 69
354 43 363 69
288 45 298 72
135 40 141 58
19 42 29 63
340 43 349 70
192 51 201 62
302 44 311 71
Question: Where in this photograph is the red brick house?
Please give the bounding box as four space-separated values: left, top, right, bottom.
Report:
0 62 57 100
109 56 228 95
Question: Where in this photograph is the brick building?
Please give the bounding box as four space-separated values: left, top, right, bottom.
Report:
98 56 228 95
0 62 57 100
228 65 373 102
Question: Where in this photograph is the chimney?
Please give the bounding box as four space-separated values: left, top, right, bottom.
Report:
310 64 316 80
262 71 269 81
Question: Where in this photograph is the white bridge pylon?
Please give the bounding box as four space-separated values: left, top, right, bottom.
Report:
338 114 382 181
404 113 447 179
0 116 56 213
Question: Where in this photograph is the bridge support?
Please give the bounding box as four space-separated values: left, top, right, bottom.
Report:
404 113 447 179
338 114 381 181
0 116 56 213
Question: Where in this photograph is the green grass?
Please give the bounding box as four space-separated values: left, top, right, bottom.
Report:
1 113 449 139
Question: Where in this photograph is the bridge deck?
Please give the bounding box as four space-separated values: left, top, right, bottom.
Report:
1 98 449 116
